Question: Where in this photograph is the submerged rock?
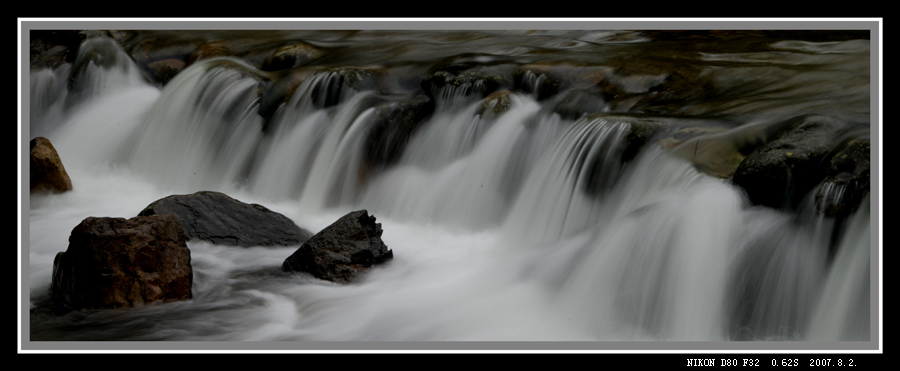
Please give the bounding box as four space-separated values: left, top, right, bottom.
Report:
51 214 193 310
362 93 435 178
30 137 73 194
282 210 393 284
138 191 313 247
258 68 314 122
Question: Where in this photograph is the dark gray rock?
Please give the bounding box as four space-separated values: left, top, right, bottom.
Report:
138 191 312 247
282 210 393 284
51 214 192 310
816 139 870 218
30 30 83 69
362 93 435 179
309 67 384 108
422 65 507 99
732 115 850 209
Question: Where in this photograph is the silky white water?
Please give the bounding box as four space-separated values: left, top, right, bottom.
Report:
25 32 873 343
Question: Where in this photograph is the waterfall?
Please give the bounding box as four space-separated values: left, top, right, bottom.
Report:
25 30 875 344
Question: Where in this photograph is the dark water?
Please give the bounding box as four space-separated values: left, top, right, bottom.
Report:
24 28 876 347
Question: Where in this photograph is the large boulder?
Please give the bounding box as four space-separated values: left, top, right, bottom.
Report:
30 137 73 194
282 210 393 284
138 191 313 247
51 214 193 310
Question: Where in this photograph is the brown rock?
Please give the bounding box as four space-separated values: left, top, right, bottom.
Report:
51 214 193 310
147 59 186 85
187 39 232 65
478 90 515 118
261 42 324 71
30 137 73 194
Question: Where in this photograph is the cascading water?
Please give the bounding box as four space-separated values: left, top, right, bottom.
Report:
24 30 876 346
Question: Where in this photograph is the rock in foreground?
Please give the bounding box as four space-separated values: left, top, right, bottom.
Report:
282 210 393 284
138 191 313 247
51 214 192 310
30 137 73 194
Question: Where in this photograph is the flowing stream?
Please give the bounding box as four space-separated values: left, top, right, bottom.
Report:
24 30 875 345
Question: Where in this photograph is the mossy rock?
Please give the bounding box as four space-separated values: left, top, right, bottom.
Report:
477 90 516 118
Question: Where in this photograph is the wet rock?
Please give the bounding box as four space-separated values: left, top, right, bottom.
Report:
422 65 507 99
261 42 324 71
362 94 435 179
129 37 199 66
514 68 563 101
138 191 312 247
732 115 849 209
282 210 393 284
187 39 233 65
309 66 384 108
51 214 192 310
816 140 870 217
660 126 743 179
516 63 612 101
619 116 670 164
147 58 186 85
29 30 83 68
258 68 313 122
476 90 515 118
127 36 202 85
104 30 139 45
604 63 713 115
547 88 609 120
30 137 72 194
31 45 71 70
579 115 670 196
